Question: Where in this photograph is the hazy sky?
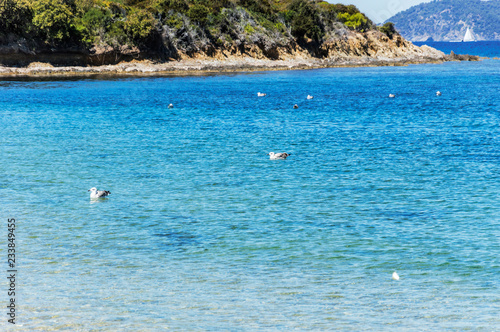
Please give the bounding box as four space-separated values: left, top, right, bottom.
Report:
332 0 433 23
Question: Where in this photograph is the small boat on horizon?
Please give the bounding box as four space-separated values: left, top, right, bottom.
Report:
462 27 475 42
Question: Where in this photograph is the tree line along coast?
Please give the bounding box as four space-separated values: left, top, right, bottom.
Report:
0 0 478 73
0 1 407 62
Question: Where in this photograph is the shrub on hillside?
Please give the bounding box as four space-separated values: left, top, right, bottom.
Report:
286 0 323 41
32 0 76 44
153 0 189 14
187 4 209 25
124 9 156 41
379 22 398 39
337 12 370 32
0 0 32 36
238 0 274 19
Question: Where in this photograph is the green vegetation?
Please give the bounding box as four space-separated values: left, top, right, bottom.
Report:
285 0 323 41
32 0 75 43
338 12 368 31
0 0 378 54
379 22 397 39
187 4 209 25
124 9 155 41
0 0 32 35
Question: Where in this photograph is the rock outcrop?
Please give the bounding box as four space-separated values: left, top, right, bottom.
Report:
0 28 448 72
0 29 452 77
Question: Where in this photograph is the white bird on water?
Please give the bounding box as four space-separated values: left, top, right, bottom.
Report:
268 152 291 160
307 95 314 99
389 94 395 98
88 187 111 199
257 92 266 97
436 91 442 96
392 271 400 281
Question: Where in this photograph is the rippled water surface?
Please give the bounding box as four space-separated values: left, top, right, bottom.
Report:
414 40 500 58
1 56 499 330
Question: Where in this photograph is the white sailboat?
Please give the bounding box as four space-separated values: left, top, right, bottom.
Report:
463 27 475 42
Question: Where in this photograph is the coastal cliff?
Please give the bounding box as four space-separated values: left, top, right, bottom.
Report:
0 0 477 75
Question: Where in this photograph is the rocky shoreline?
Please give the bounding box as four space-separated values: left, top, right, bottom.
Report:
0 33 481 78
0 0 485 79
0 56 478 78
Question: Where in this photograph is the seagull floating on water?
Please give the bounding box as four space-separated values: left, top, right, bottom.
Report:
392 271 400 280
268 152 291 160
257 92 266 97
88 187 111 199
389 94 395 98
307 95 314 99
293 104 299 109
436 91 442 96
168 103 174 108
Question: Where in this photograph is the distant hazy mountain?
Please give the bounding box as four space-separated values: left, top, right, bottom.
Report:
386 0 500 41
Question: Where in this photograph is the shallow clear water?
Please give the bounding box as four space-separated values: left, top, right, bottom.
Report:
1 57 499 330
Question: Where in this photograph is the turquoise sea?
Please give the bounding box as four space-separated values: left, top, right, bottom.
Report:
1 43 499 330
